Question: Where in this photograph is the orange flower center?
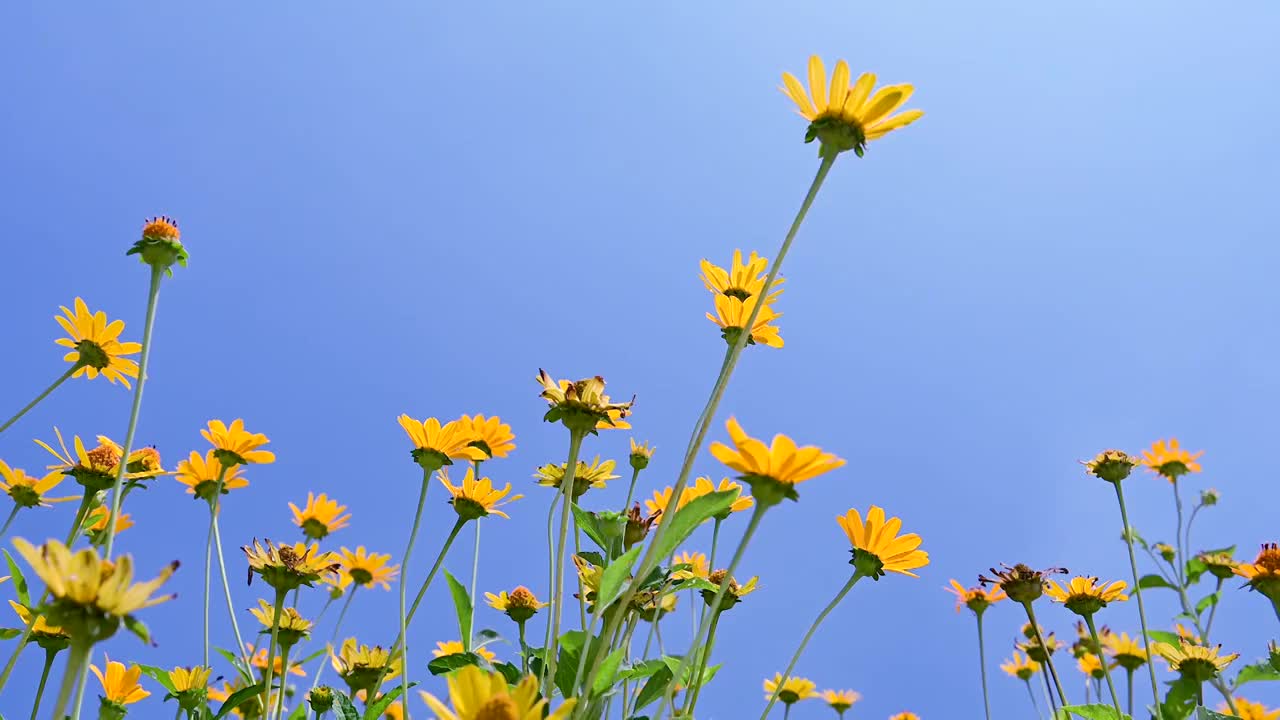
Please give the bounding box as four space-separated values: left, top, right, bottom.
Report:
86 444 121 472
142 216 181 241
474 695 519 720
1257 544 1280 573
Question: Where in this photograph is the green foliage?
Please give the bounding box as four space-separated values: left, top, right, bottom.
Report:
1059 704 1130 720
212 682 266 719
634 665 674 710
573 504 627 558
493 660 522 685
428 652 482 675
1234 660 1280 687
598 546 643 609
1139 574 1176 590
4 550 29 606
443 569 473 651
648 490 739 562
592 647 625 694
554 630 588 697
363 682 416 720
123 614 154 645
332 691 360 720
137 664 177 693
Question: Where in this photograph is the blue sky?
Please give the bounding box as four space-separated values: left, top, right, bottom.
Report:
2 2 1279 718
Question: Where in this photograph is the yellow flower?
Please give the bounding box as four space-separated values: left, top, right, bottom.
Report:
1154 639 1239 682
1141 438 1203 481
629 438 656 470
643 485 692 524
1000 651 1040 680
686 477 754 518
398 415 486 471
1016 625 1062 664
439 467 522 520
175 450 249 502
1198 551 1239 580
168 665 212 693
710 417 845 505
249 599 312 646
331 638 400 693
1104 632 1149 671
85 507 133 545
763 673 818 704
1044 576 1128 615
485 586 548 623
8 599 69 649
35 429 147 491
290 492 351 540
820 689 860 714
572 555 604 600
635 588 677 622
837 506 929 578
1222 698 1280 720
419 664 576 720
979 564 1066 604
780 55 923 157
202 419 275 467
0 460 75 508
671 551 709 581
128 215 189 270
700 249 785 304
889 713 921 720
249 643 307 676
1077 653 1107 679
945 579 1006 613
334 547 399 591
1082 449 1140 483
433 639 496 663
1175 623 1203 646
701 568 759 611
706 294 784 349
534 456 619 497
536 371 634 433
12 538 176 635
53 298 141 387
460 414 516 459
1235 543 1280 599
242 539 340 593
91 656 150 705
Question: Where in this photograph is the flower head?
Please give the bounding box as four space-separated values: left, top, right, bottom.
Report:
1017 624 1061 663
85 507 133 546
35 430 144 492
419 664 576 720
701 249 785 304
1222 698 1280 720
53 298 141 387
1142 438 1203 481
174 450 249 503
946 579 1005 614
486 586 548 624
764 673 818 705
701 568 760 611
534 456 619 497
572 555 604 603
625 502 661 548
686 476 754 519
1153 542 1177 562
334 547 399 591
460 414 516 460
1077 653 1107 680
202 419 275 468
433 639 496 664
707 294 784 349
167 665 212 711
780 56 923 157
242 539 339 593
398 415 486 471
536 371 634 433
439 467 522 520
92 656 150 707
1155 639 1239 682
249 643 306 677
290 492 351 540
1104 632 1149 671
644 485 690 524
1000 651 1040 680
980 563 1066 604
1083 449 1140 483
1044 576 1128 616
820 689 860 715
629 438 655 470
331 638 399 694
888 713 921 720
1199 551 1239 580
0 460 75 508
838 506 928 579
671 551 710 581
1235 543 1280 600
710 417 845 505
128 215 189 270
249 598 312 647
308 687 335 715
9 600 69 651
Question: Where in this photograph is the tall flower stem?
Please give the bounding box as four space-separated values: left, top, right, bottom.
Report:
392 515 466 718
309 587 357 693
261 588 287 712
0 364 80 436
976 611 992 720
405 518 467 625
28 649 55 720
0 506 18 538
621 468 641 513
1041 663 1059 718
683 608 723 718
212 510 255 683
51 640 89 720
547 429 587 691
395 472 431 715
518 620 529 675
1084 614 1123 716
468 459 483 645
102 265 164 560
587 155 838 701
202 465 230 666
1024 678 1043 720
759 571 863 720
1125 668 1134 718
1021 601 1067 705
274 645 292 720
541 491 561 691
1171 481 1188 588
1112 482 1165 720
1204 577 1225 640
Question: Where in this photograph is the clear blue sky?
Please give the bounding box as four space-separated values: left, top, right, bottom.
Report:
2 2 1278 718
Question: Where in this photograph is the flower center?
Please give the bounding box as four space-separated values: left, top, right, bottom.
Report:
1257 545 1280 573
301 518 330 540
474 695 519 720
349 567 374 586
75 339 111 370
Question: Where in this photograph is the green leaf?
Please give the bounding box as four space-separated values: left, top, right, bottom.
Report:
363 682 416 720
592 647 626 695
1146 630 1182 646
1161 676 1200 720
1139 574 1176 590
289 702 309 720
572 504 625 554
634 666 673 710
1234 660 1280 687
138 664 177 694
428 652 482 675
1185 558 1208 586
0 628 21 640
1059 704 1128 720
123 615 155 646
295 645 329 666
618 659 667 681
669 577 718 593
554 631 588 698
213 682 266 719
598 546 643 609
1195 592 1220 614
477 628 502 641
443 569 473 652
577 551 606 568
700 663 721 685
649 490 739 564
1195 708 1235 720
493 661 522 685
4 550 29 606
333 691 361 720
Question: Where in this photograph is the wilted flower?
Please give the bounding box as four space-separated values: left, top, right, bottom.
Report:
127 215 188 270
701 568 760 611
1083 449 1139 483
242 539 339 593
980 564 1066 604
485 586 548 624
536 371 634 433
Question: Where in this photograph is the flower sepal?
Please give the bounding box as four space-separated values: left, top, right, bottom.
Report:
850 549 885 580
127 216 188 274
806 117 867 159
742 474 797 508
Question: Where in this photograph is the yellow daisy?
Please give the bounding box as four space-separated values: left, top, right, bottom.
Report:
1077 653 1106 679
174 450 249 502
686 476 754 518
780 55 923 157
12 538 176 630
331 638 400 693
1103 632 1149 671
35 429 149 491
533 456 619 497
1000 651 1040 680
202 419 275 467
837 506 929 578
1141 438 1203 481
485 586 548 623
398 415 486 471
945 579 1006 613
536 371 634 432
707 294 783 349
168 665 212 693
439 467 522 520
701 568 760 611
1222 698 1280 720
335 547 400 591
249 598 312 646
629 438 656 470
700 249 784 304
763 673 818 704
572 555 604 601
1154 639 1239 681
8 600 68 649
1235 543 1280 598
249 643 306 676
419 664 576 720
242 539 340 593
0 460 75 508
53 298 141 387
820 689 860 714
91 656 150 705
433 639 496 663
290 492 351 540
1044 576 1128 616
889 713 921 720
671 551 710 581
460 414 516 460
643 485 692 524
710 417 845 505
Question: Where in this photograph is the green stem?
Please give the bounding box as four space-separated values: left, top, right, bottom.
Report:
547 429 587 693
782 703 792 720
405 518 467 626
1172 480 1187 588
1126 668 1134 719
1022 601 1067 705
102 264 164 560
274 644 291 720
212 508 255 685
310 587 357 693
976 611 992 720
1041 660 1059 719
0 505 19 538
51 641 90 720
395 472 431 715
1025 678 1043 720
573 516 588 632
0 364 79 436
1196 681 1204 707
1113 481 1165 720
758 571 862 720
65 492 94 547
622 467 641 513
202 465 230 667
262 588 286 711
28 649 55 720
392 515 466 718
541 491 561 691
518 620 528 675
683 609 723 718
1204 577 1224 640
1085 614 1123 716
570 598 603 697
469 510 481 644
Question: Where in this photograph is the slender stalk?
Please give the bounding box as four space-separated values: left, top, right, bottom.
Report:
28 649 56 720
573 515 588 632
102 265 164 560
393 515 466 718
622 467 641 513
261 589 286 711
976 611 992 720
1024 679 1043 720
1021 602 1066 705
65 492 94 547
1196 682 1204 707
570 600 603 697
1113 481 1165 720
54 641 90 720
541 491 561 691
469 519 481 643
1171 480 1187 588
202 465 229 666
1041 663 1058 719
759 571 862 720
1084 615 1123 716
547 429 587 691
405 518 467 625
1126 668 1134 718
310 587 357 692
274 645 291 720
0 364 79 436
212 510 256 687
1204 577 1225 640
395 472 431 715
783 703 792 720
518 620 528 675
683 609 723 717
